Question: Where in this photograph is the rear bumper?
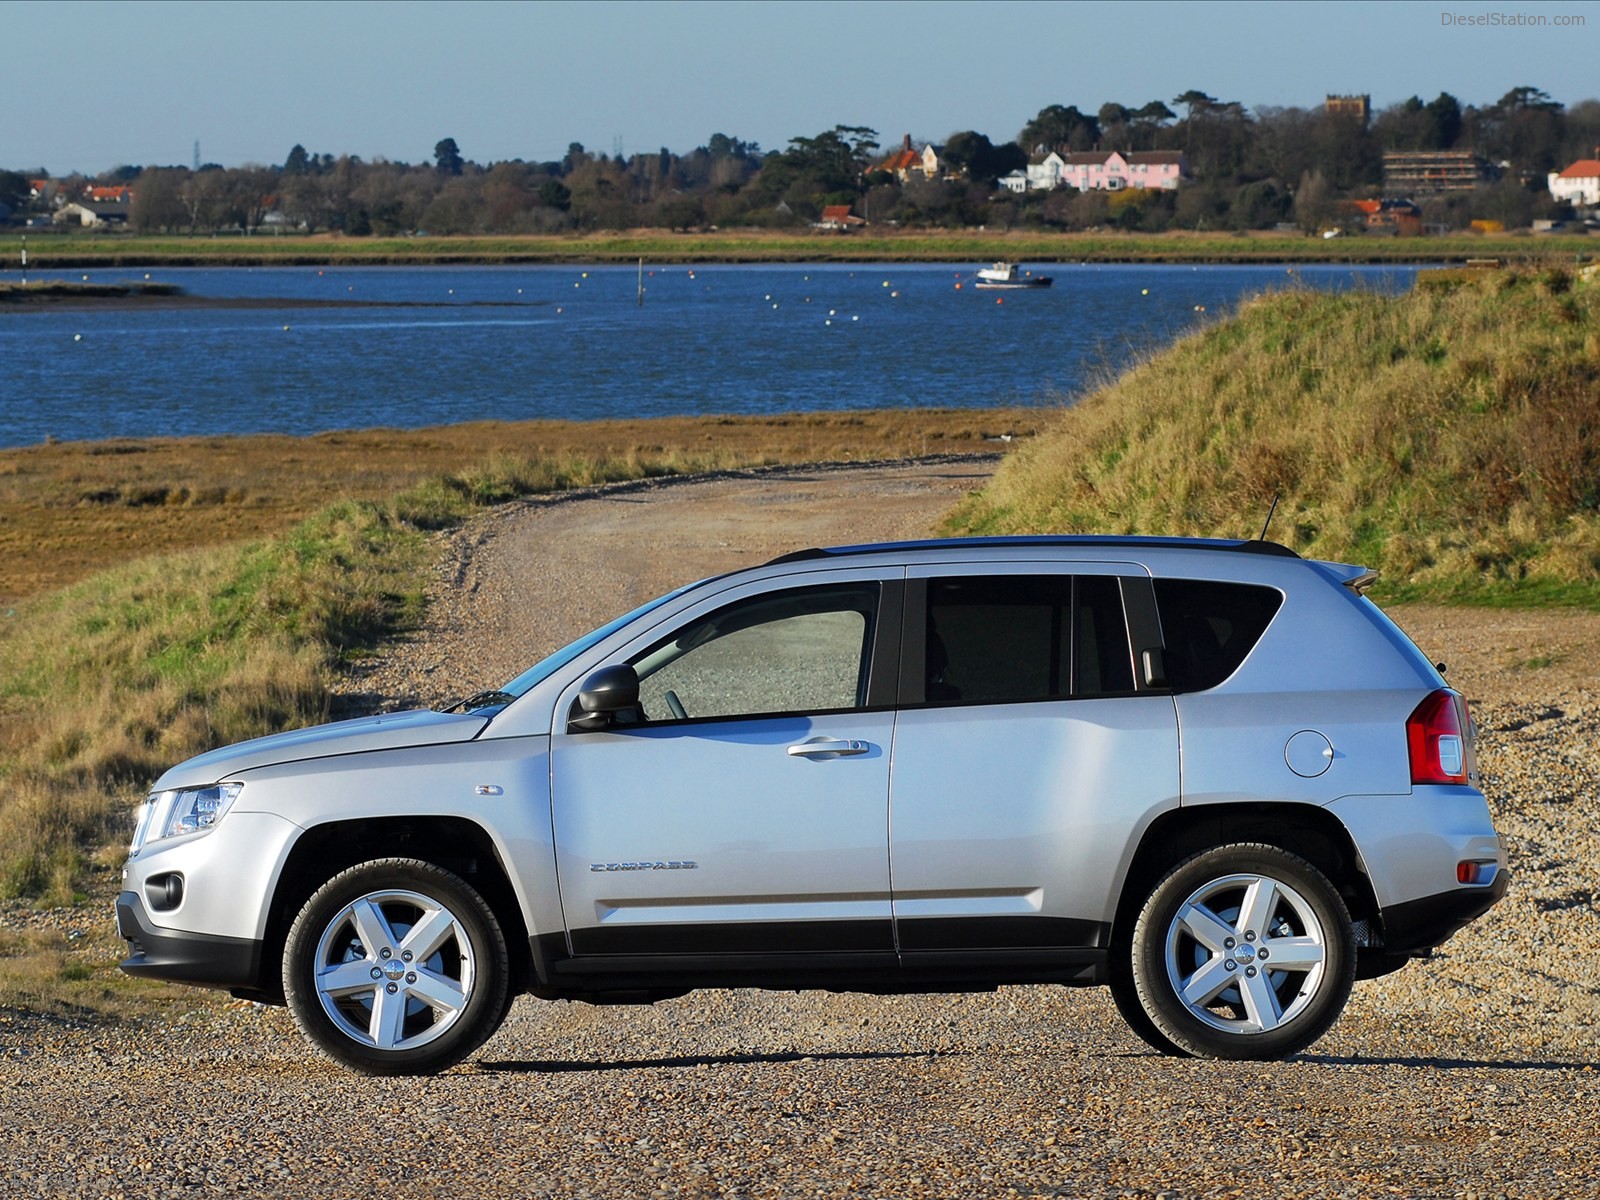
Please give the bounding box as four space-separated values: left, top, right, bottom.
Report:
116 891 262 991
1379 868 1510 955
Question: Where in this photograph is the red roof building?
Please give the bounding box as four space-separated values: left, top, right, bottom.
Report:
1548 151 1600 207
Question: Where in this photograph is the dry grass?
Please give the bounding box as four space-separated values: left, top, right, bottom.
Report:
0 409 1034 607
949 267 1600 606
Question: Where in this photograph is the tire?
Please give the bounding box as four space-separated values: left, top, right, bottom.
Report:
1107 941 1189 1057
283 858 510 1076
1129 842 1355 1060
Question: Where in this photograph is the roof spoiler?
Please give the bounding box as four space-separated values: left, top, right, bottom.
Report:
1324 562 1380 594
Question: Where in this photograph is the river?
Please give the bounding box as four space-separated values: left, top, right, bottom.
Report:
0 263 1417 449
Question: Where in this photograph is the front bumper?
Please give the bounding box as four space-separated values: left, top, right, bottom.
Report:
116 890 263 991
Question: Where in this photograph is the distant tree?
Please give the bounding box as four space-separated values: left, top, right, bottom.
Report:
538 178 572 211
129 167 187 232
434 137 464 177
1134 100 1176 125
0 170 28 209
1426 93 1463 148
942 130 1027 184
1019 104 1100 152
284 144 311 175
1293 169 1335 234
1561 99 1600 164
941 130 992 179
1471 177 1536 227
1476 86 1566 173
654 194 705 230
1172 90 1219 124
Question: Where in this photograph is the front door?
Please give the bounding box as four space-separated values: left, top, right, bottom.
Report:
551 574 900 956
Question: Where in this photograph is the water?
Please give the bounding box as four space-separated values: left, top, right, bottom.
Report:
0 263 1416 448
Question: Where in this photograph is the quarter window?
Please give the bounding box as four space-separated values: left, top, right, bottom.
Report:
923 575 1135 704
1153 579 1283 692
632 584 878 722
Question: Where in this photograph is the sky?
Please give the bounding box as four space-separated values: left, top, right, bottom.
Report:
8 0 1598 176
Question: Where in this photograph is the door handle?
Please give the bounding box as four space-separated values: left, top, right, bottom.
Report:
787 737 870 759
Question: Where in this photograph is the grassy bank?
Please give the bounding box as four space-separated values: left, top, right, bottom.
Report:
950 265 1600 606
1 229 1594 267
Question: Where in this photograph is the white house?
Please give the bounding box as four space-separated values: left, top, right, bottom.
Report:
1000 151 1067 193
1548 151 1600 207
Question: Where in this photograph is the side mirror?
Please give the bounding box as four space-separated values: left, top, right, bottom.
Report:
568 664 641 731
1140 647 1169 690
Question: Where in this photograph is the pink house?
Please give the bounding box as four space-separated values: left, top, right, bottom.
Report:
1058 150 1187 191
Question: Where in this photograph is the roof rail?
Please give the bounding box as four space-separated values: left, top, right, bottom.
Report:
764 535 1301 567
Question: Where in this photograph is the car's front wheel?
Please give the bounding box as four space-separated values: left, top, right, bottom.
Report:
283 858 510 1075
1129 843 1355 1060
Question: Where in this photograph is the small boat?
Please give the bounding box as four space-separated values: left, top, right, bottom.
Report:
973 261 1053 289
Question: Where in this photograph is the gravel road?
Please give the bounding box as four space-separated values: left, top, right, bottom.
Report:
6 458 1600 1199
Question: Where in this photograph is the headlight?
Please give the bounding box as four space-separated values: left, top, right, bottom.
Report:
129 783 243 856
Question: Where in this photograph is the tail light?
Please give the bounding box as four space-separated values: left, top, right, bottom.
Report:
1407 689 1469 785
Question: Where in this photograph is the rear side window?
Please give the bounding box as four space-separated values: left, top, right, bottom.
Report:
1153 579 1282 692
924 575 1135 704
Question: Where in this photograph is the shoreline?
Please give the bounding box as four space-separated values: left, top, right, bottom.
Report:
2 229 1592 269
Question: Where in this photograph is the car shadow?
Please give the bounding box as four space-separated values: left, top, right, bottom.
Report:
474 1049 937 1075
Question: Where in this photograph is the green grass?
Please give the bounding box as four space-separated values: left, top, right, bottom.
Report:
948 265 1600 607
2 230 1594 267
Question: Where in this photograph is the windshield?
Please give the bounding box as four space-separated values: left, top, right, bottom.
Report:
466 584 699 710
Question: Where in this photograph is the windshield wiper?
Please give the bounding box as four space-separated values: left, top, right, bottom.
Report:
442 690 518 714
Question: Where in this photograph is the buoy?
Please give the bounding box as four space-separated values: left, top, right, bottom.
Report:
581 272 588 278
772 303 779 309
825 319 832 326
765 294 772 301
996 297 1004 305
73 333 82 341
891 290 900 298
954 283 962 290
882 280 890 287
283 324 290 331
1141 288 1149 295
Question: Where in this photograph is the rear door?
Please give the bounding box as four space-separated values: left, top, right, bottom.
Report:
888 564 1180 954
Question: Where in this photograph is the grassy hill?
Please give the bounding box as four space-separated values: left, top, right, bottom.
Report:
948 265 1600 606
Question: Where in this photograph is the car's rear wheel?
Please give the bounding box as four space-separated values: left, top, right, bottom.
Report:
284 858 510 1075
1129 843 1354 1060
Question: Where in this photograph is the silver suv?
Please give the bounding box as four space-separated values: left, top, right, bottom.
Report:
118 537 1508 1074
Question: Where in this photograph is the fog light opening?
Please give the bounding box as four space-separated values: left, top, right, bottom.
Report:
1457 860 1494 886
145 873 185 911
